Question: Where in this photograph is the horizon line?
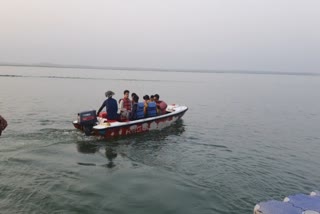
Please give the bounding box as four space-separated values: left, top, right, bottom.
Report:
0 62 319 76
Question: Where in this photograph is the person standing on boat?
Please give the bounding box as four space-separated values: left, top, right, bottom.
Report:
154 94 168 115
118 90 132 120
131 92 137 103
0 115 7 136
97 91 119 120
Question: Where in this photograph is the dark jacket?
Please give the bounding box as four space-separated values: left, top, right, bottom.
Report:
98 97 119 120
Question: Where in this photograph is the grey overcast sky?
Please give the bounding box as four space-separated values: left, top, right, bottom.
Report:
1 0 320 73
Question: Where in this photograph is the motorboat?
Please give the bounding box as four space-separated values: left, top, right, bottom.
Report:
73 104 188 138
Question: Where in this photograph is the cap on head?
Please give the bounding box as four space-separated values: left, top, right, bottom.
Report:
105 90 115 97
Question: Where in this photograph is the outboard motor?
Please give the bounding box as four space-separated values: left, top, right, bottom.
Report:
78 110 98 136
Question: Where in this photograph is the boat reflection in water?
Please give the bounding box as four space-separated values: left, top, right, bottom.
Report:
76 120 186 168
76 143 117 168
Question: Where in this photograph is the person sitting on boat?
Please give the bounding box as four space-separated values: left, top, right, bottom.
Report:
97 90 119 120
143 95 157 117
130 95 144 120
154 94 168 115
118 90 132 120
0 115 7 136
143 95 150 116
131 92 137 105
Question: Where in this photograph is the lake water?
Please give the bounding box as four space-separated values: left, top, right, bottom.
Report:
0 66 320 213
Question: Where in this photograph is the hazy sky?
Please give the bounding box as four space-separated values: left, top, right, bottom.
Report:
1 0 320 73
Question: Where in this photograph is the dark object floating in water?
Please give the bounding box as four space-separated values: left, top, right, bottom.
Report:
0 115 7 136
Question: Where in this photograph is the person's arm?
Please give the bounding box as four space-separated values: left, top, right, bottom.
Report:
118 99 124 113
97 101 106 116
144 102 148 115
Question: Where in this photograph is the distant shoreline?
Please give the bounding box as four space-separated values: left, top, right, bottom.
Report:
0 63 319 76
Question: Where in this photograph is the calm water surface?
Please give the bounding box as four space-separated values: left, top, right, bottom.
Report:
0 66 320 213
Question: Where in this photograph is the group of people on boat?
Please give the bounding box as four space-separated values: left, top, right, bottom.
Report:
97 90 168 121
